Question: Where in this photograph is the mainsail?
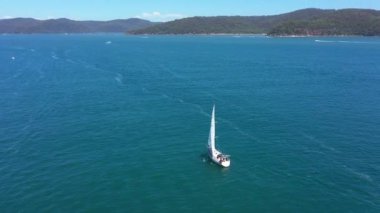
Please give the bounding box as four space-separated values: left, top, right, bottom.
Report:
208 105 216 151
206 105 230 167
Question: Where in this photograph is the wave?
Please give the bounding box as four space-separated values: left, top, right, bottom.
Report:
218 116 261 142
342 165 373 182
301 133 339 153
315 39 378 44
114 73 124 85
51 52 59 60
315 39 335 43
65 59 75 64
177 98 261 142
183 101 210 118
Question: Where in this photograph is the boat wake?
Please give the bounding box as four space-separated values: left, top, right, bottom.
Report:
315 39 378 44
301 133 339 153
342 165 373 182
217 115 261 143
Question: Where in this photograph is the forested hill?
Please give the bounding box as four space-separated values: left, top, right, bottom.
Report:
0 18 157 33
130 8 380 36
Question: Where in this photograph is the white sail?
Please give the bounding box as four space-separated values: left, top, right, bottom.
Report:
207 104 230 167
208 105 216 151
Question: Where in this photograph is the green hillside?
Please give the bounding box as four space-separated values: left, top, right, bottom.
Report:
130 8 380 36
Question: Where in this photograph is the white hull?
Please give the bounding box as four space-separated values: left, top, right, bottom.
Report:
208 147 230 167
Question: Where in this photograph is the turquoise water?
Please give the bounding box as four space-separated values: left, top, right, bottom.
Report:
1 34 379 212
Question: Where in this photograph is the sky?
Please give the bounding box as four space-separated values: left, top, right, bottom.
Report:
1 0 380 21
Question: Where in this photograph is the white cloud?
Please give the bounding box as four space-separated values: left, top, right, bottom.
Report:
1 15 13 19
135 11 185 22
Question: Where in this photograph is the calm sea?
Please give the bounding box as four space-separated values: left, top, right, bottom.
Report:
1 34 379 212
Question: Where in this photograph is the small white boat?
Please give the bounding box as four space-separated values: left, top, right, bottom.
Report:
207 105 230 167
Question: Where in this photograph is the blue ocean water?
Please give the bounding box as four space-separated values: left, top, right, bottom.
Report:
0 34 379 212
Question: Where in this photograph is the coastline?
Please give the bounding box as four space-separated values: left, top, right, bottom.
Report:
126 33 380 38
2 32 380 38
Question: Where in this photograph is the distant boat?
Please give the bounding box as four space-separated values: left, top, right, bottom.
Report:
208 105 230 167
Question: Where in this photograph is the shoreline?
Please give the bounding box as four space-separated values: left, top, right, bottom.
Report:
129 33 380 38
2 32 380 38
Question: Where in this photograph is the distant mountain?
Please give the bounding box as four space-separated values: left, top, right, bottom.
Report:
130 8 380 36
0 18 158 33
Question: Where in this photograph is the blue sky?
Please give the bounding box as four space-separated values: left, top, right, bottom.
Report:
1 0 380 21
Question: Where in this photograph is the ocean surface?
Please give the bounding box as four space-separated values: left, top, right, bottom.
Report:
1 34 379 212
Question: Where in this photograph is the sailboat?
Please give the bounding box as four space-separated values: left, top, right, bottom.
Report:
208 105 230 167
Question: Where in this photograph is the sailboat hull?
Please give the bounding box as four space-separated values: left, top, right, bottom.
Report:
211 157 230 167
208 147 230 168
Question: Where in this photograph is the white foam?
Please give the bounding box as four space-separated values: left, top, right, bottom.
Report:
315 39 377 44
11 56 15 60
105 41 112 44
114 73 123 85
315 39 334 43
51 52 59 60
